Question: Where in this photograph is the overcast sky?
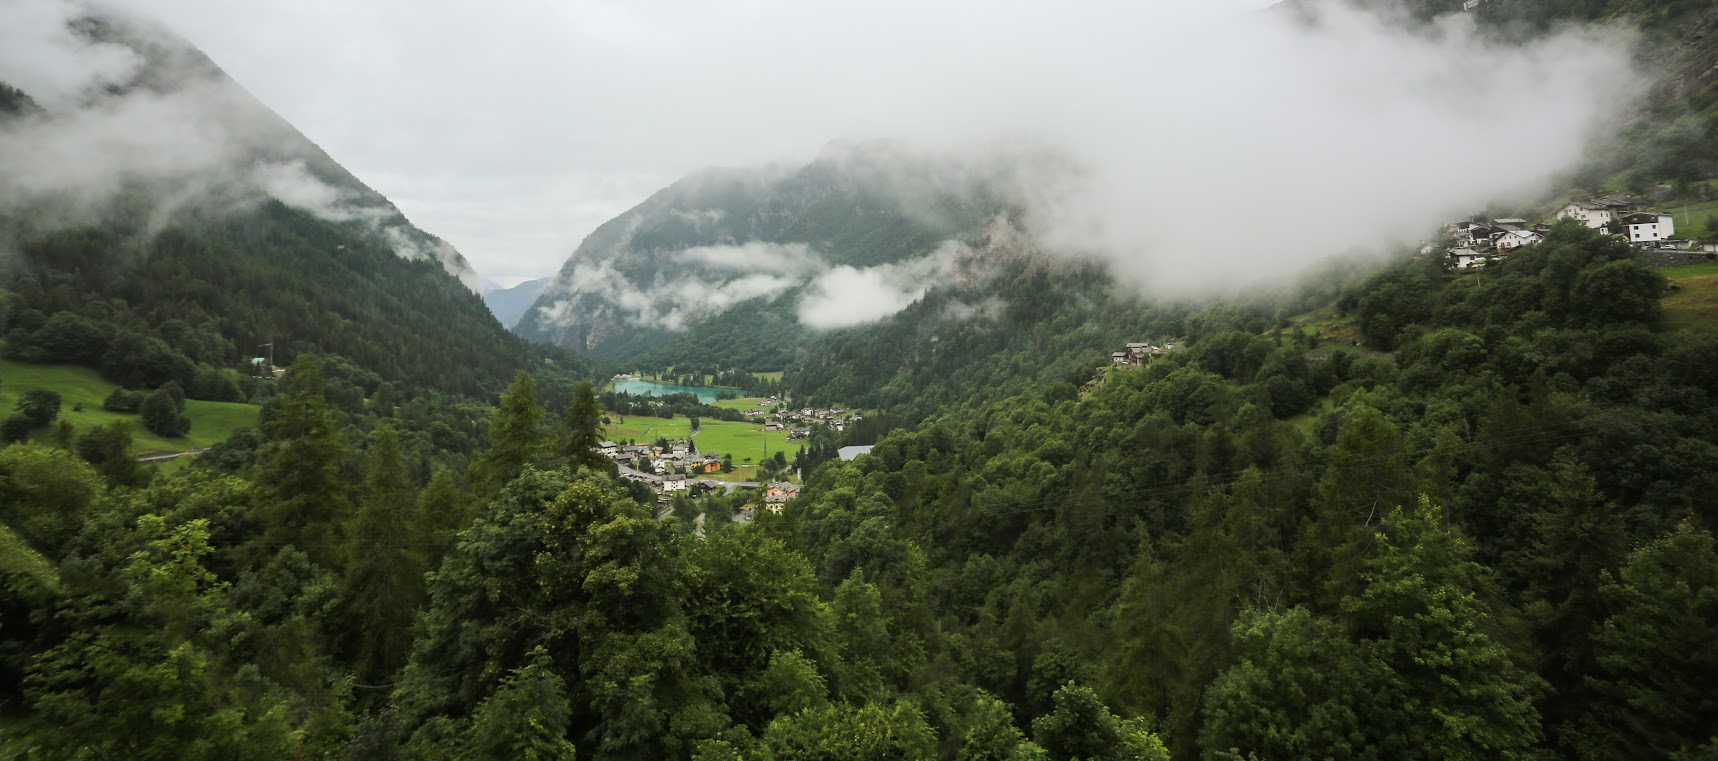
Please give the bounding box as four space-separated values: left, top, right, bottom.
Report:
93 0 1276 286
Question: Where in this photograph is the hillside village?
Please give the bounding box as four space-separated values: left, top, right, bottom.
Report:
1442 194 1693 269
1110 340 1181 367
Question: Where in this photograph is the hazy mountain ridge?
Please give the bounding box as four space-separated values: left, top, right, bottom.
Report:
483 276 551 327
0 5 583 395
0 7 481 290
514 142 1010 365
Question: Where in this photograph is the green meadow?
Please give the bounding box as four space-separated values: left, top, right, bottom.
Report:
0 359 259 453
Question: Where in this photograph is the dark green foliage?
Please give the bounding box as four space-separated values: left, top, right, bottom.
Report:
459 649 579 761
103 387 146 412
2 202 594 399
338 424 425 682
75 422 146 486
0 415 31 444
140 386 192 437
14 388 61 427
559 380 613 474
469 371 547 496
0 444 103 553
757 700 937 761
397 470 710 757
250 358 349 566
1573 522 1718 759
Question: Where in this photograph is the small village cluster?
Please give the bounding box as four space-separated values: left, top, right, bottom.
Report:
743 397 861 436
1443 194 1679 269
599 439 722 477
1110 341 1179 367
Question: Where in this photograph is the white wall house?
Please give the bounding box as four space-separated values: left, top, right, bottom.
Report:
1495 230 1542 252
1623 212 1676 244
1555 201 1615 229
1450 249 1488 269
662 473 687 492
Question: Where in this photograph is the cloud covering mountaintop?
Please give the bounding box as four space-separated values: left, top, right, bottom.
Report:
0 0 482 290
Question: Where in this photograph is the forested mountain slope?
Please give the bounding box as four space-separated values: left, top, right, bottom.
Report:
515 142 1009 367
4 224 1713 759
778 223 1718 758
0 8 586 398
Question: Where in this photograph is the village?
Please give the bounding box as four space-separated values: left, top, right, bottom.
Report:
1110 340 1180 367
1440 194 1690 269
593 393 867 522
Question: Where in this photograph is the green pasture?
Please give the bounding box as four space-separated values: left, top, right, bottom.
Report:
0 359 259 453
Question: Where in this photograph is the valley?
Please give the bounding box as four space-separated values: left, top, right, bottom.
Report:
4 0 1718 759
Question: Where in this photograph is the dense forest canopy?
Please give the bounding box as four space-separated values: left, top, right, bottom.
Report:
6 0 1718 758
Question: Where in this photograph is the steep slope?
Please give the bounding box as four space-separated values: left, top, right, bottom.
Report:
514 142 1006 366
0 5 581 396
484 277 551 327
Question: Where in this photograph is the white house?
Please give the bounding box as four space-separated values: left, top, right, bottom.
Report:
1495 229 1542 252
1450 249 1488 269
1555 201 1615 229
662 473 688 492
1623 212 1675 244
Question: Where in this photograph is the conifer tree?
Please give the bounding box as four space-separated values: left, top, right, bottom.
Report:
340 424 425 681
558 380 612 474
252 358 349 567
470 371 546 496
1574 521 1718 760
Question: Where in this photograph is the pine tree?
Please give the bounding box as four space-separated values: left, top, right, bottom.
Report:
1573 521 1718 760
339 424 425 681
470 371 546 496
251 358 349 567
558 380 612 474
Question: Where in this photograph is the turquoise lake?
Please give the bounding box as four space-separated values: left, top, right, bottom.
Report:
610 378 730 404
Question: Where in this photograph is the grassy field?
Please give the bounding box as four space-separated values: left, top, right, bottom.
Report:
1663 262 1718 331
751 371 785 382
1667 199 1718 237
605 407 796 465
1286 306 1363 344
0 359 259 453
713 396 768 411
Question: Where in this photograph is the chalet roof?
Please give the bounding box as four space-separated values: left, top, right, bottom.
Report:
1493 218 1528 225
1504 230 1539 239
599 441 616 448
1566 200 1607 210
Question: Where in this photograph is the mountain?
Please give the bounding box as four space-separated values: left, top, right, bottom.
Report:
514 142 1013 367
484 277 551 328
0 5 583 397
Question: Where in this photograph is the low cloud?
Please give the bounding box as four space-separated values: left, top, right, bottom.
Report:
0 1 481 289
0 0 140 109
682 241 823 277
251 160 385 223
540 242 818 332
988 3 1645 293
535 238 969 334
797 243 959 329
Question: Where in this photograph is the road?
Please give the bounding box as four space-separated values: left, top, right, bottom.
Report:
135 448 207 463
615 462 760 491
